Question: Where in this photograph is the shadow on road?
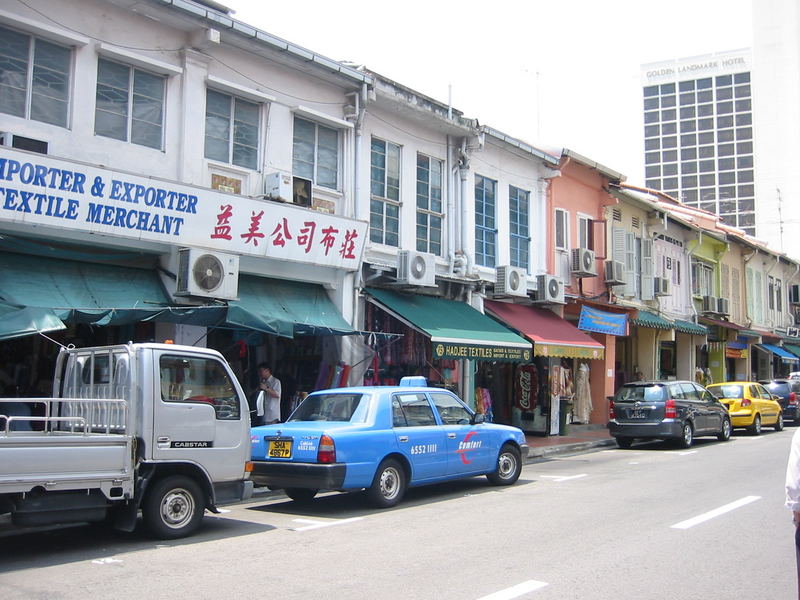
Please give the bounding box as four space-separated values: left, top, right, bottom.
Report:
0 515 275 573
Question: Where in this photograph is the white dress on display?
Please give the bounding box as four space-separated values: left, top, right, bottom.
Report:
575 363 592 424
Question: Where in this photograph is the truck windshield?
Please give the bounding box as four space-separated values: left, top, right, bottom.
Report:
290 393 368 423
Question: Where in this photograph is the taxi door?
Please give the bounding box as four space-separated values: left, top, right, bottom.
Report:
391 392 448 482
429 391 492 475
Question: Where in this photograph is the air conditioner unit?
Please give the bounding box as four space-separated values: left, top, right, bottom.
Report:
604 260 625 286
570 248 597 277
790 284 800 305
175 248 239 300
654 277 671 297
265 172 291 202
702 295 719 314
397 250 436 287
533 274 565 305
292 176 312 207
0 132 48 154
495 265 528 298
717 297 730 316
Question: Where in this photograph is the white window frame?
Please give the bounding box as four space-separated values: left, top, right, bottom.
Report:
691 259 714 297
577 213 593 250
292 115 341 190
203 87 261 170
555 208 569 251
416 153 444 256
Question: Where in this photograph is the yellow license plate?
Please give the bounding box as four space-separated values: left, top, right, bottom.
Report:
268 439 292 458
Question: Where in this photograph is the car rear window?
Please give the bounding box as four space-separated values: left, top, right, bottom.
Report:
616 385 665 402
709 384 743 399
290 393 369 423
763 382 789 395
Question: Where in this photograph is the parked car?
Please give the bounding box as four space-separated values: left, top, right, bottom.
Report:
706 382 784 434
759 379 800 423
608 380 731 449
249 381 528 507
789 372 800 380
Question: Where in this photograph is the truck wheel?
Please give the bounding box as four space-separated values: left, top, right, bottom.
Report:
143 475 205 539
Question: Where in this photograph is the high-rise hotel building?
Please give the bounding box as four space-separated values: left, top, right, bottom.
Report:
641 49 755 235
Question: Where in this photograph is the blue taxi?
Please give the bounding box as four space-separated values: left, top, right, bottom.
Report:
250 379 528 507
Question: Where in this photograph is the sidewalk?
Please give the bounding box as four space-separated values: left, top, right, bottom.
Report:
523 424 616 461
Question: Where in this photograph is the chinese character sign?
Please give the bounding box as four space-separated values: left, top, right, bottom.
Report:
0 148 367 270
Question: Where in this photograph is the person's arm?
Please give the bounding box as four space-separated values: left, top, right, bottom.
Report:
786 429 800 524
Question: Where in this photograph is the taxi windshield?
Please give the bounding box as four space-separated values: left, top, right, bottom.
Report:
709 385 743 399
290 393 369 423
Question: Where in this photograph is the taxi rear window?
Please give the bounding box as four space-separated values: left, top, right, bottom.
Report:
709 385 743 399
290 393 368 422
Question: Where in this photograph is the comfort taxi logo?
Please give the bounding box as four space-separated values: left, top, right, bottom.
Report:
455 430 482 464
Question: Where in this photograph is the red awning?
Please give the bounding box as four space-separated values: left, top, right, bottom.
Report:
485 300 605 359
699 316 744 330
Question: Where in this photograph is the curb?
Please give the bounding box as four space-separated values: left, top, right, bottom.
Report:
524 437 617 461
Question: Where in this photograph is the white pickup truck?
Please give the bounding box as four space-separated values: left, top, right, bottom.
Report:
0 342 254 539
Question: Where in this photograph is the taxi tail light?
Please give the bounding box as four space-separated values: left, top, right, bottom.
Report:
609 399 616 420
665 398 677 418
741 397 751 407
317 434 336 463
790 392 797 406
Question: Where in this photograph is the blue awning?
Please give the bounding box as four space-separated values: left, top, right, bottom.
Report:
756 343 800 362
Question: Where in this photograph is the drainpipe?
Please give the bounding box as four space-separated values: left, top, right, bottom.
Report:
458 137 472 277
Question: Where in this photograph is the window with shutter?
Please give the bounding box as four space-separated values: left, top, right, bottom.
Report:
641 238 654 301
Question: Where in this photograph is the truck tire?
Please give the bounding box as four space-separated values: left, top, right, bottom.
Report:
143 475 205 539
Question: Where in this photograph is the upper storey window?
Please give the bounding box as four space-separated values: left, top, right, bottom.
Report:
204 88 259 169
0 25 71 127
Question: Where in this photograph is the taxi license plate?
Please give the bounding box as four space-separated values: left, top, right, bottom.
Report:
629 409 648 419
268 439 292 458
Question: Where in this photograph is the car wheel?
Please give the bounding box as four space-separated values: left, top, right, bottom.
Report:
775 413 785 431
676 422 693 448
717 418 732 441
284 488 317 503
143 475 204 540
748 414 762 435
366 458 406 508
616 437 634 449
486 444 522 486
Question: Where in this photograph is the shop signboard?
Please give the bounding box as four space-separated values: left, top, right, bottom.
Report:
0 148 367 271
577 305 628 336
433 341 532 363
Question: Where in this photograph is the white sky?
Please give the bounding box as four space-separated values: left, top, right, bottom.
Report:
222 0 752 185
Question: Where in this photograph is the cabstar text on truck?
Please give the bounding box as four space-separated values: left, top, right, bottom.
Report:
0 342 253 539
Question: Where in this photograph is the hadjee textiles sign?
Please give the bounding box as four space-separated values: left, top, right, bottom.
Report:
0 147 367 271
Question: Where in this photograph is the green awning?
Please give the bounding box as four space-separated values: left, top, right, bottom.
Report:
0 302 66 341
366 288 532 362
785 344 800 360
673 319 709 335
227 275 354 338
0 253 171 325
631 310 674 330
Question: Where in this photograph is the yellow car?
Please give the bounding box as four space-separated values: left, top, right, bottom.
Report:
707 382 784 434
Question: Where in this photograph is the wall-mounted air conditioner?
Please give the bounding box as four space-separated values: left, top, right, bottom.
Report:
654 277 671 297
702 295 719 314
265 173 312 207
397 250 436 287
495 265 528 298
175 248 239 300
717 297 730 316
570 247 597 277
533 274 565 305
0 132 48 154
604 260 625 286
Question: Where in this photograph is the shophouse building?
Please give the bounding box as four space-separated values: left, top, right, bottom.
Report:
0 0 374 408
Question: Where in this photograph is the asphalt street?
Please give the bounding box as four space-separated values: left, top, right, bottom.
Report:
1 428 796 599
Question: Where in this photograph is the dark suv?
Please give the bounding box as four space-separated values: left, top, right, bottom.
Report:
759 379 800 423
608 380 732 449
